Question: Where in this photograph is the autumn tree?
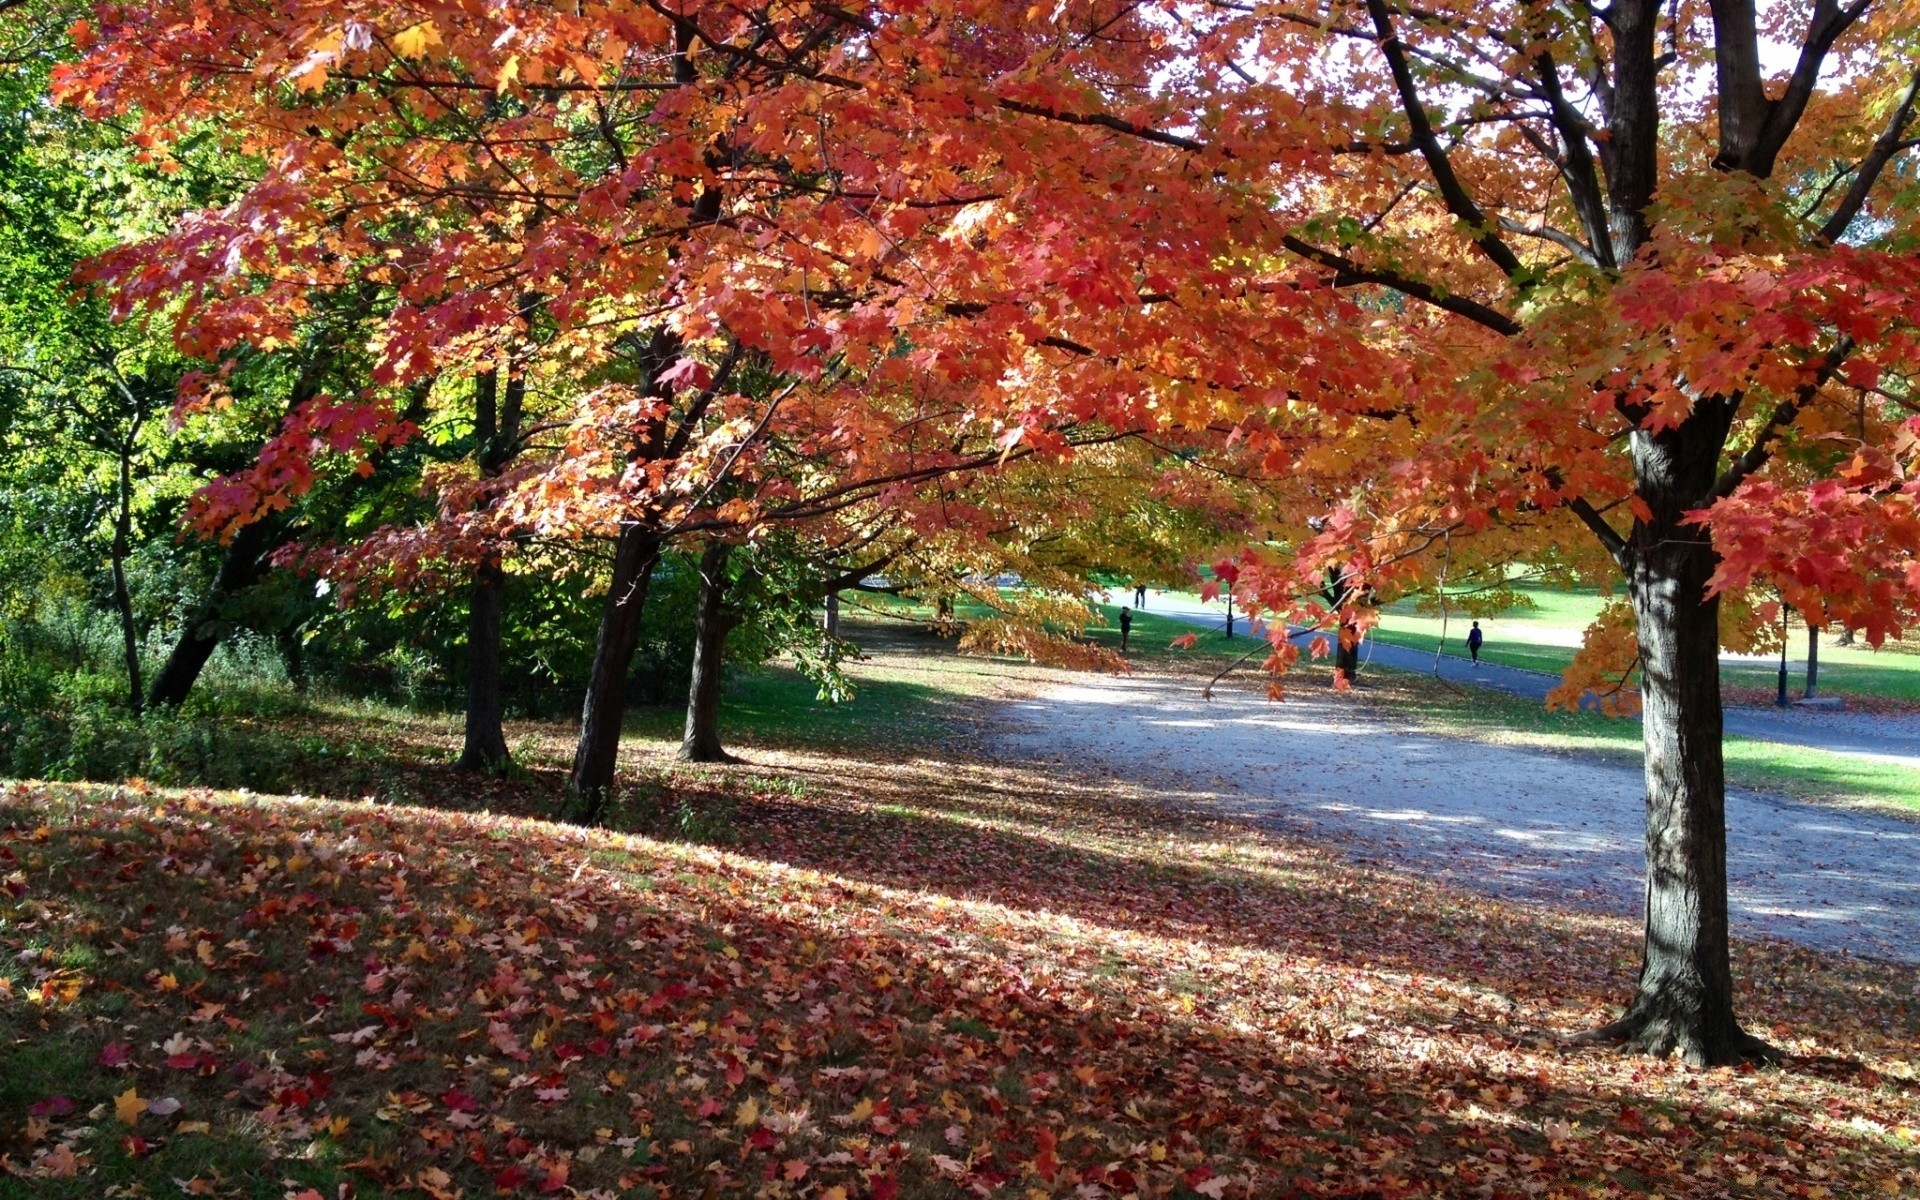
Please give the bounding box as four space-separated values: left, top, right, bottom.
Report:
1173 0 1920 1063
60 0 1920 1066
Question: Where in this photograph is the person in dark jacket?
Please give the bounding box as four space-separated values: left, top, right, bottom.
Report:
1119 606 1133 653
1467 620 1484 665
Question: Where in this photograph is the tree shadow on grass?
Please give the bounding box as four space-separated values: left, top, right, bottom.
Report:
3 784 1914 1199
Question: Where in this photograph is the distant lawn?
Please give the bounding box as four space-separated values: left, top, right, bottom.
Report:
1374 583 1920 705
1362 667 1920 816
1366 625 1582 676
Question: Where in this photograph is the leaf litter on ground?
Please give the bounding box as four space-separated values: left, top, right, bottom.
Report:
1 635 1917 1199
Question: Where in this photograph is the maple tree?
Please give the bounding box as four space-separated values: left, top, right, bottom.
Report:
49 0 1920 1070
1169 0 1920 1066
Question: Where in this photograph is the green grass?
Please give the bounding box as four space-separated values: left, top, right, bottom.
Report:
1366 668 1920 815
1372 583 1920 704
1085 603 1288 671
1366 625 1584 676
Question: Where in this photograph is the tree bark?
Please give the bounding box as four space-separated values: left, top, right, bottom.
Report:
567 525 662 820
110 438 142 716
457 368 523 773
681 542 740 763
1805 624 1819 700
146 519 277 709
144 328 355 711
1588 410 1775 1065
824 590 839 638
457 557 511 772
1334 621 1361 685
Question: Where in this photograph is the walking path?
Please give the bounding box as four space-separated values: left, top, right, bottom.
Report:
1108 589 1920 769
992 671 1920 963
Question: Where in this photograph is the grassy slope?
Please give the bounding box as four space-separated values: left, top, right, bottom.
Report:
2 624 1918 1198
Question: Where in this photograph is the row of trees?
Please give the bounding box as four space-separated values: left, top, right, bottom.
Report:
11 0 1920 1066
4 0 1242 803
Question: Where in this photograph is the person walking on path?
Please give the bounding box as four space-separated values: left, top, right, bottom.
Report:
1467 621 1484 666
1133 583 1148 608
1119 605 1133 653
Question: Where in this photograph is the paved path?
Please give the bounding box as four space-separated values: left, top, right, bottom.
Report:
1109 589 1920 769
992 671 1920 963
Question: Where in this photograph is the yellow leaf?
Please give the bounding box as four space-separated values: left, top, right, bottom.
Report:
821 1189 848 1200
734 1096 760 1127
177 1120 211 1135
848 1097 874 1124
114 1087 147 1124
496 54 521 94
392 20 441 58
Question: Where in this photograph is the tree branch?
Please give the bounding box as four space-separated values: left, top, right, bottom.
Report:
1279 235 1523 336
1566 495 1629 562
1819 65 1920 242
1363 0 1524 278
1713 337 1855 498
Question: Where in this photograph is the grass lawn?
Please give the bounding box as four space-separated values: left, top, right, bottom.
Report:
1368 584 1920 705
1358 666 1920 816
4 621 1919 1199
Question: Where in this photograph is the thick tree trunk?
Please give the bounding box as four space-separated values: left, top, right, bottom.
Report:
824 590 839 638
568 525 661 820
457 557 511 772
1589 414 1775 1065
145 339 350 711
146 520 276 709
681 543 740 763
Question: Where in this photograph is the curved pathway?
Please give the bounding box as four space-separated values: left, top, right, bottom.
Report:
992 671 1920 964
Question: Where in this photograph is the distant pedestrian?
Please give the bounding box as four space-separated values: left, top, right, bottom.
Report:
1467 620 1483 665
1119 605 1133 652
1133 583 1147 608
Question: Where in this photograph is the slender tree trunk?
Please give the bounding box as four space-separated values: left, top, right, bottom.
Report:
111 442 143 717
1590 412 1774 1065
458 369 523 773
146 520 276 709
568 525 662 820
144 332 358 710
681 543 740 763
457 557 511 772
824 590 839 638
1805 624 1819 700
1333 620 1361 684
275 627 308 693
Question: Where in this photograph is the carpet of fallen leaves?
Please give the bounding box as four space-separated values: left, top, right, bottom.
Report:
2 641 1918 1199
